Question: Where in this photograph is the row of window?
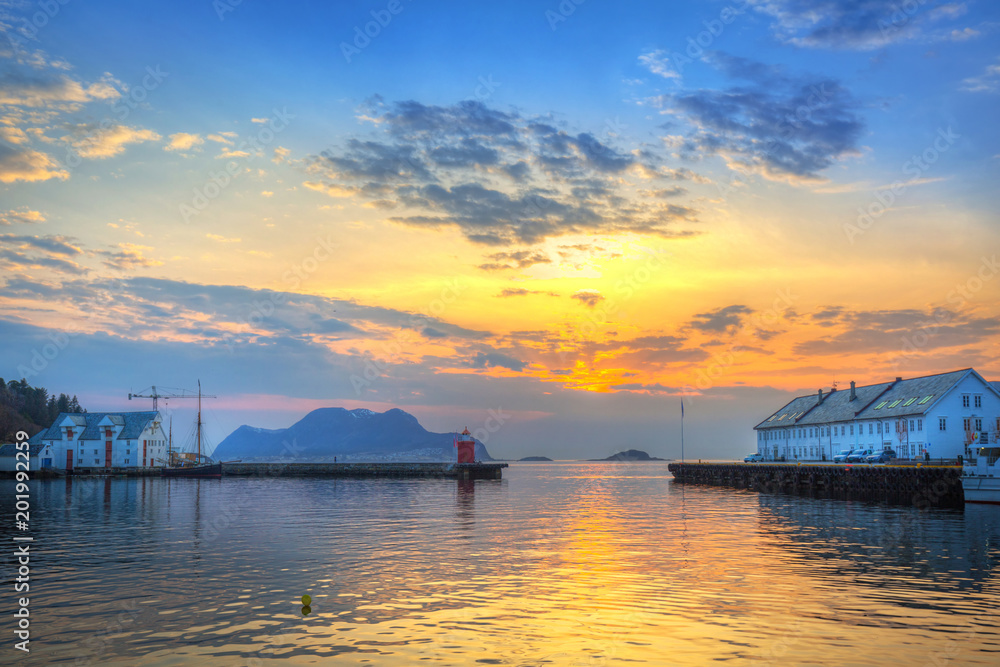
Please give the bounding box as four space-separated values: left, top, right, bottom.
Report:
961 394 983 408
963 418 984 432
762 415 1000 440
761 419 925 440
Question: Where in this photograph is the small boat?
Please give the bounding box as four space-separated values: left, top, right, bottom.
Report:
961 446 1000 504
161 380 222 479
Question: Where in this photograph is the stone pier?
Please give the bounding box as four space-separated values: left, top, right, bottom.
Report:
668 462 963 508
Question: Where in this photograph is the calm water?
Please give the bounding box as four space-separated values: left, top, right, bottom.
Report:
2 462 999 665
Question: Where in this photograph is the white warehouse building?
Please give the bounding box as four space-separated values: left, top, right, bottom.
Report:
35 411 168 472
753 368 1000 462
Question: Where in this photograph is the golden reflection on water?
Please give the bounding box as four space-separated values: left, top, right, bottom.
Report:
2 463 999 665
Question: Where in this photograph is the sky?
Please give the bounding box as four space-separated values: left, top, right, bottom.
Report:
1 0 999 459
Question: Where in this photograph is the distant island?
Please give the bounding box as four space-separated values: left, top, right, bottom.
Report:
518 456 553 462
590 449 666 462
213 407 494 462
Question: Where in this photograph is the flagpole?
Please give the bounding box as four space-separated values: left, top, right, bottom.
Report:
681 400 685 465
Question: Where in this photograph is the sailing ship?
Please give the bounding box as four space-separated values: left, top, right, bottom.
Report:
161 380 222 479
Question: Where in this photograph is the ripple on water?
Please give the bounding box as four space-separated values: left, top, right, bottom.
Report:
1 465 999 665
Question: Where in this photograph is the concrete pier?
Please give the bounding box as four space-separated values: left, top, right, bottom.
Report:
222 461 508 480
668 462 963 508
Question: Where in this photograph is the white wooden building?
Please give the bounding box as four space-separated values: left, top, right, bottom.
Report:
0 443 54 472
35 411 168 471
753 369 1000 462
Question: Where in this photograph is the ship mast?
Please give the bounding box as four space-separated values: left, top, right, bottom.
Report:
196 379 202 463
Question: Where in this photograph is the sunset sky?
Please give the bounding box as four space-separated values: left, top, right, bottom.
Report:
1 0 998 459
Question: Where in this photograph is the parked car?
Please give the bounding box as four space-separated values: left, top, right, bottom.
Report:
864 449 896 464
832 449 853 463
744 453 764 462
846 449 873 463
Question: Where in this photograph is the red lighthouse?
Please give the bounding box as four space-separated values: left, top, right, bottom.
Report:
455 428 476 464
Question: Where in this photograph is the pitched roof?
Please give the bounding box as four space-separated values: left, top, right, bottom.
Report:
855 369 971 420
755 368 975 429
39 412 159 441
0 443 45 456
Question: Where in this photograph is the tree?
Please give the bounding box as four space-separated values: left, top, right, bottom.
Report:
0 378 85 442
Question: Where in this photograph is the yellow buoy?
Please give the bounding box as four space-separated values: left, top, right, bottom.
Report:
301 594 311 606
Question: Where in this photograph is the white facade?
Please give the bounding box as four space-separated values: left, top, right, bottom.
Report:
41 412 167 471
0 443 54 472
754 369 1000 462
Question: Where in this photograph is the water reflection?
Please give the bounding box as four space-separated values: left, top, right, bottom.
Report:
0 464 997 665
455 479 475 530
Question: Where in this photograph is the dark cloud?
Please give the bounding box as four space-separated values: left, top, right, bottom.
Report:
1 276 63 298
309 99 698 246
496 287 559 298
428 139 501 167
659 53 864 181
318 139 434 183
0 233 80 255
478 250 552 271
4 276 488 346
314 318 360 334
0 234 87 275
94 245 160 271
794 308 1000 355
0 248 87 274
611 382 679 394
689 304 753 332
421 327 448 338
642 186 688 199
375 98 520 139
748 0 969 50
571 290 605 308
469 351 527 372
